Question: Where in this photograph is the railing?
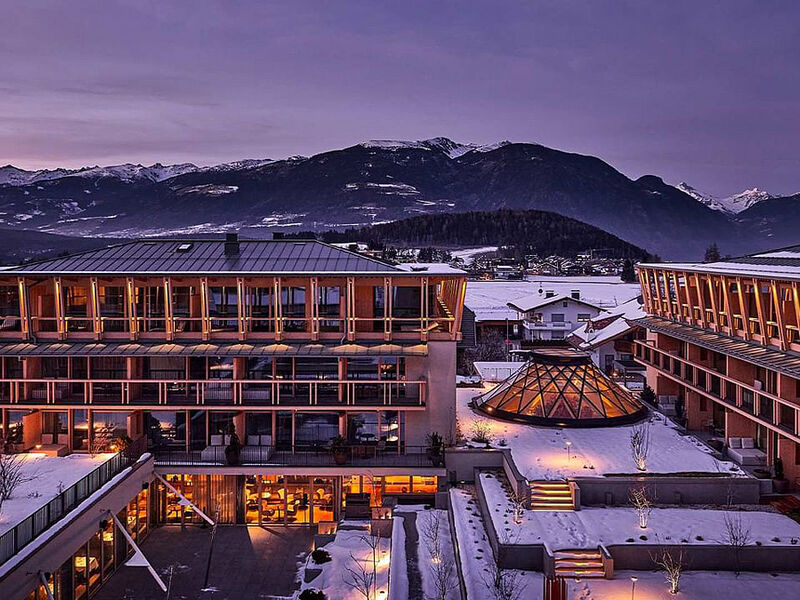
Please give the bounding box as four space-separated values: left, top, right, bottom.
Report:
153 444 436 468
0 378 426 407
0 444 143 568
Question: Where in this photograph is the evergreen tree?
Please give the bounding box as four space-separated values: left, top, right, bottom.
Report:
620 259 637 282
704 242 721 263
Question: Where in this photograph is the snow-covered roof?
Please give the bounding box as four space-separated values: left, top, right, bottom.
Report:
640 244 800 281
507 293 601 313
571 297 645 350
464 279 641 323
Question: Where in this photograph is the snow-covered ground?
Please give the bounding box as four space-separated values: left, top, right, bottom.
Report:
569 570 800 600
294 524 391 600
457 388 742 478
0 453 113 535
450 246 499 264
465 279 641 322
450 487 543 600
480 472 800 550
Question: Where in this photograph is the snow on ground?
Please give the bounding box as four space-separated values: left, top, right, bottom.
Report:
450 487 543 600
568 570 800 600
0 453 113 535
465 279 641 322
450 246 499 264
294 524 390 600
457 388 743 478
480 472 800 550
396 505 460 600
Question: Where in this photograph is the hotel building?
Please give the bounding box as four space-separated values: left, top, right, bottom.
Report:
635 246 800 489
0 235 466 545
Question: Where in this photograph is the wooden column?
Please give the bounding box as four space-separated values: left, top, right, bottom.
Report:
752 278 768 345
693 274 708 329
90 277 102 339
420 277 429 342
273 277 282 341
735 277 751 342
53 277 66 339
383 277 392 341
310 276 320 341
705 275 719 332
236 277 247 341
770 280 787 351
346 277 356 341
163 277 174 341
126 277 138 340
17 277 30 340
200 277 211 341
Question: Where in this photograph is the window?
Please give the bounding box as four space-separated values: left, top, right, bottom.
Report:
0 285 21 331
577 313 591 322
551 330 565 340
281 286 306 332
779 404 795 433
551 314 565 323
562 301 568 308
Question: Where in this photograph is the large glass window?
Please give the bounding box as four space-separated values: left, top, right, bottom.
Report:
64 285 91 332
295 412 339 447
42 411 68 444
99 286 126 332
281 286 307 332
87 532 102 594
0 285 21 331
72 409 89 451
6 409 27 445
318 286 342 332
247 286 274 332
135 285 166 332
92 412 129 451
73 542 89 600
145 411 186 449
209 286 238 332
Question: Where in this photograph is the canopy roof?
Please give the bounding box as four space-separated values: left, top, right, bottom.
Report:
474 348 645 427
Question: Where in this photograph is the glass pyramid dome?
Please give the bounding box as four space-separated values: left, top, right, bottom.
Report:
474 348 646 427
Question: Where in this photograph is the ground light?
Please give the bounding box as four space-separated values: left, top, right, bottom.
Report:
565 440 572 460
630 575 638 599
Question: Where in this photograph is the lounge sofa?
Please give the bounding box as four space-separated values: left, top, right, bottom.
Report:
241 435 274 463
727 437 767 466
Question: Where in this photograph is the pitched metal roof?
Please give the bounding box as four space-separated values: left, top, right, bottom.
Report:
0 340 428 357
6 239 407 276
633 316 800 378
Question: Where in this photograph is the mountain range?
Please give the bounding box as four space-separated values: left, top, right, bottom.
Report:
1 137 797 260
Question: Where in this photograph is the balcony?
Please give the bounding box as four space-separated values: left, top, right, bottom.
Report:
523 320 574 331
152 445 436 468
3 378 426 408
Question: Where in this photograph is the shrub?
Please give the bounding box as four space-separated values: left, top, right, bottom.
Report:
299 589 326 600
311 549 331 564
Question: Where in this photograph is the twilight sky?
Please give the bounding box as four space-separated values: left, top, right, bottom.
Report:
1 1 798 196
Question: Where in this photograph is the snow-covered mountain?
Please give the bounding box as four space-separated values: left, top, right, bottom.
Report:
674 182 773 214
360 137 512 159
0 162 200 186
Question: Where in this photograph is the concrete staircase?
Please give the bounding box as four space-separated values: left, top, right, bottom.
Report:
553 549 606 579
530 480 574 511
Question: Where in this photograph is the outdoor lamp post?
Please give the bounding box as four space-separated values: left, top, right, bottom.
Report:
565 440 572 460
630 576 638 600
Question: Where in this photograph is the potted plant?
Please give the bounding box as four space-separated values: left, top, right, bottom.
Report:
330 435 348 465
426 431 444 467
225 425 242 466
772 457 789 493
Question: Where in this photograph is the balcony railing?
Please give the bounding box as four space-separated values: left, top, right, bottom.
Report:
0 378 426 407
0 442 144 568
152 444 436 468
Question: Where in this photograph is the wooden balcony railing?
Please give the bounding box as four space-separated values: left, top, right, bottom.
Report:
0 378 426 408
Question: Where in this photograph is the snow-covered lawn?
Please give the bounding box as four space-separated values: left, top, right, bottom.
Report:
568 570 800 600
480 472 800 550
0 452 113 535
450 487 543 600
457 388 743 479
294 524 391 600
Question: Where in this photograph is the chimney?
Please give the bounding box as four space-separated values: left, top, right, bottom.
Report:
224 232 240 256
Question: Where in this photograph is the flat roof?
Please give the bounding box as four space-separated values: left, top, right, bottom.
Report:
4 239 463 277
634 315 800 378
639 244 800 281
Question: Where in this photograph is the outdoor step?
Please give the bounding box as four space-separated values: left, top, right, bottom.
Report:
554 550 602 558
554 559 604 569
554 569 606 578
531 491 572 499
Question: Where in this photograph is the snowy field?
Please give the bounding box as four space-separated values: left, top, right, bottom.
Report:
569 570 800 600
450 487 543 600
457 388 742 478
450 246 498 264
480 472 800 550
465 278 641 321
294 524 390 600
0 452 113 535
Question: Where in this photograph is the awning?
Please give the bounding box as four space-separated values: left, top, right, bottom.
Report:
0 340 428 357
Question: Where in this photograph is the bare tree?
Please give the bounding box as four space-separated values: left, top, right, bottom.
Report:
343 550 375 600
0 452 36 513
652 547 684 594
629 422 651 472
480 555 526 600
629 485 653 529
470 420 493 445
421 511 456 600
722 509 751 576
344 524 383 599
508 488 527 525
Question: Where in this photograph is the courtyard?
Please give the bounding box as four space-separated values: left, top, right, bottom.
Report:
92 525 313 600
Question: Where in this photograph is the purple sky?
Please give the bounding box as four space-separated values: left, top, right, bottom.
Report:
1 1 798 196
